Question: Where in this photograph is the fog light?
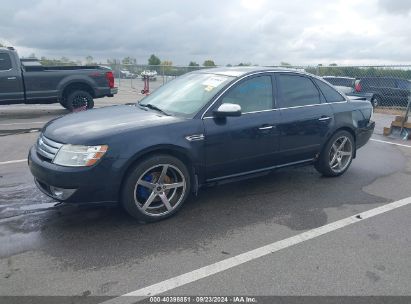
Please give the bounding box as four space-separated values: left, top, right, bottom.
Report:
49 186 76 200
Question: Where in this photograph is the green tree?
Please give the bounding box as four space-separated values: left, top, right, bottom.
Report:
237 62 252 66
38 56 77 66
188 61 199 67
161 60 173 75
203 60 216 67
106 58 121 74
330 63 338 66
162 60 173 66
226 64 232 67
122 56 137 65
85 55 94 65
148 54 161 65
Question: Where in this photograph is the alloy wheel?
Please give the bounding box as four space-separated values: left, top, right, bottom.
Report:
329 136 353 173
133 164 186 216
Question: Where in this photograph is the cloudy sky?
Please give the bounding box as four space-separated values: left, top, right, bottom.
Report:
1 0 411 65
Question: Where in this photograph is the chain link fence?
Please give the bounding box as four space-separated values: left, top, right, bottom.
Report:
315 65 411 114
102 63 212 94
107 63 411 114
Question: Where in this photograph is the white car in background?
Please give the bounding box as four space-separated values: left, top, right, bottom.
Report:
120 70 136 79
141 70 158 80
323 76 355 94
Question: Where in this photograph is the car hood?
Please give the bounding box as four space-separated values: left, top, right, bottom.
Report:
43 105 184 144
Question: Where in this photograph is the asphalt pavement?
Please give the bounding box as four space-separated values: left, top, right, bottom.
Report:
1 86 411 302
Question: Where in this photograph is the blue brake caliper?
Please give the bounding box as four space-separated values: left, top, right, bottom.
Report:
137 174 153 200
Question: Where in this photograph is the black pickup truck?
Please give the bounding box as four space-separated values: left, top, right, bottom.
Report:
0 47 117 110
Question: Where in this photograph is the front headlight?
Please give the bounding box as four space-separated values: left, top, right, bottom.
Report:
53 145 108 167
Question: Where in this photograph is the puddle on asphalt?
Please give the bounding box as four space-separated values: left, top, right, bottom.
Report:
0 183 56 219
0 226 42 256
12 202 58 211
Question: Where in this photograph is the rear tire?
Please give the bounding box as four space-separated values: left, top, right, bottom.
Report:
371 95 380 108
65 90 94 111
59 100 69 109
121 154 191 223
315 131 354 177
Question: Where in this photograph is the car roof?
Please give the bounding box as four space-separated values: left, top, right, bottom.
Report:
196 66 305 77
359 76 406 81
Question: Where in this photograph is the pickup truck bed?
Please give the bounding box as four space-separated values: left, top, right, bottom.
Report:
0 47 117 110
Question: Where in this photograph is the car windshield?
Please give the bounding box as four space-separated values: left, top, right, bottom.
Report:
138 72 234 117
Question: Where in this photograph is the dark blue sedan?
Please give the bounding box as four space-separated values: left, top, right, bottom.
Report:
29 67 375 222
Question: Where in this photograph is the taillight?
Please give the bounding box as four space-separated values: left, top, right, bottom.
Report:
106 71 114 88
355 81 362 92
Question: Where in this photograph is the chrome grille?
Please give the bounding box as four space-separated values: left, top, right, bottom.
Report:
37 135 63 161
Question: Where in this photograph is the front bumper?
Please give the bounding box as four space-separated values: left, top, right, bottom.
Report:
28 146 121 203
356 120 375 149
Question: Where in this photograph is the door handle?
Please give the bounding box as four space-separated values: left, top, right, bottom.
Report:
258 125 274 130
7 77 17 80
318 116 331 121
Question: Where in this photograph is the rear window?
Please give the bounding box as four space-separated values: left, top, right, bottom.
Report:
314 79 346 103
0 53 12 70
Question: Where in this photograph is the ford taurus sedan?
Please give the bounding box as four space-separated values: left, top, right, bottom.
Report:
29 67 375 222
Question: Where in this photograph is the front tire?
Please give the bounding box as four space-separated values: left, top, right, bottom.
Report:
315 131 354 177
121 155 191 222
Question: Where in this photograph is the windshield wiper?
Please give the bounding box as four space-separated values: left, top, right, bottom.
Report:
138 102 170 116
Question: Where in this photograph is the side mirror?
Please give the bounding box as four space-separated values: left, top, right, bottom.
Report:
213 103 242 118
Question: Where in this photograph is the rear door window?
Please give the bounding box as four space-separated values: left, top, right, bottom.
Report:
0 53 12 70
314 79 346 103
277 74 321 107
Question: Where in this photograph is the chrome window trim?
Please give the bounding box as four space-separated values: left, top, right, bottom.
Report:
202 100 348 119
200 70 348 119
202 108 279 119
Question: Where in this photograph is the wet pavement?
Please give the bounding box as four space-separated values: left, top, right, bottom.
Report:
1 93 411 300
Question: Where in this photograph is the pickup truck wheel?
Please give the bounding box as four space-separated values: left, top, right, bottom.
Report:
315 131 354 177
121 155 191 223
66 90 94 111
